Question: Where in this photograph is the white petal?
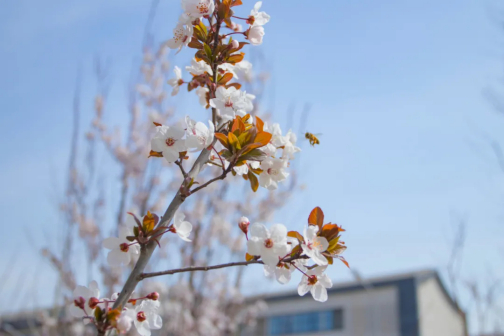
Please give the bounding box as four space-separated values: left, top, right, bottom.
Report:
246 238 262 256
269 224 287 243
311 283 328 302
297 279 310 296
148 314 162 330
310 250 328 266
103 237 121 250
314 237 329 252
275 267 291 284
249 223 268 239
107 249 131 266
319 274 333 288
177 220 192 235
261 250 280 267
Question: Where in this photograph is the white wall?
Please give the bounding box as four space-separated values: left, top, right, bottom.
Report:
255 286 400 336
417 278 465 336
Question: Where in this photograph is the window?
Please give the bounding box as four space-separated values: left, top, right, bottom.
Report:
268 309 343 335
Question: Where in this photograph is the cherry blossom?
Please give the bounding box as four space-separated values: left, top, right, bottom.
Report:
186 58 213 76
172 211 193 242
301 226 329 266
151 124 187 163
247 26 265 46
196 87 209 107
166 24 193 53
209 86 243 120
167 66 183 96
185 116 214 151
234 60 253 82
103 214 140 267
298 266 333 302
68 281 100 319
247 223 289 267
181 0 215 19
218 63 238 79
116 308 136 334
233 161 260 176
134 299 163 336
282 130 301 160
249 2 270 26
259 158 289 190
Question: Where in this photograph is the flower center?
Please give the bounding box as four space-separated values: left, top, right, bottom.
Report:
225 97 233 108
120 243 129 252
137 311 146 322
308 275 318 285
267 168 278 175
197 3 209 14
264 238 274 248
165 137 176 146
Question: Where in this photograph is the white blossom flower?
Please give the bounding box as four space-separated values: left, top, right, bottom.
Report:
185 116 214 151
196 87 209 107
234 60 253 82
247 25 265 45
181 0 215 19
134 300 162 336
186 58 213 76
209 86 243 120
263 258 306 284
68 281 100 319
167 66 183 96
117 308 136 334
151 124 187 163
259 158 289 190
247 223 289 267
301 226 329 266
282 130 301 160
298 266 332 302
218 63 238 79
233 161 260 176
235 91 255 115
249 2 270 26
166 24 193 53
103 214 140 267
172 212 193 242
230 21 243 32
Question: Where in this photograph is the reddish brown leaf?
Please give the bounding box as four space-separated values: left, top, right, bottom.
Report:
148 150 163 158
254 132 272 147
287 230 304 242
247 170 259 192
308 206 324 230
245 252 254 261
225 82 242 90
227 52 244 64
338 256 350 268
218 72 233 85
153 122 162 127
319 224 340 242
256 116 264 132
214 132 229 149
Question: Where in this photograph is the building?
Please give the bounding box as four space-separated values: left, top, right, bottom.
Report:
243 269 467 336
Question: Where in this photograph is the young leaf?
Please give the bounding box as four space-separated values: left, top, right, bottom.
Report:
308 206 324 230
245 252 254 261
214 132 229 149
228 132 241 151
149 150 163 158
227 52 244 64
256 116 264 132
247 170 259 192
254 132 272 147
218 72 233 85
319 224 340 242
287 230 304 242
337 256 350 268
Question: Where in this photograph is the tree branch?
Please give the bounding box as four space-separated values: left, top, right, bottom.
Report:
111 142 215 310
139 260 263 279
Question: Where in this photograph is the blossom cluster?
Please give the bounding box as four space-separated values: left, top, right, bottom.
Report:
242 207 348 302
68 281 162 335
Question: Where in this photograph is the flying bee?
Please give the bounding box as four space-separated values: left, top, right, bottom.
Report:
305 132 321 146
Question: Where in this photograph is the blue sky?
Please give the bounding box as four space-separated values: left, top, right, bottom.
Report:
1 0 504 332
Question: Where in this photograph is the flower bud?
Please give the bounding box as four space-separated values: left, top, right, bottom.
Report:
231 40 239 49
88 297 100 309
146 292 159 301
74 296 86 310
238 216 250 235
137 311 146 322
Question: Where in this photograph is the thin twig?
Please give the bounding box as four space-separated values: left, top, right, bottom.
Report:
190 166 232 194
140 260 263 279
175 159 188 178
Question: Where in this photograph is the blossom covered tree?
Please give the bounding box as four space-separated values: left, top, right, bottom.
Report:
53 1 349 335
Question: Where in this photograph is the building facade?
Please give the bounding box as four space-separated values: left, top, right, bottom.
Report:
243 269 467 336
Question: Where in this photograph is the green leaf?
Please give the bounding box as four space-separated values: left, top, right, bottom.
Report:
248 170 259 192
203 43 213 61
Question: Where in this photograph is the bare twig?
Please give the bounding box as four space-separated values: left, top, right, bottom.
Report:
140 260 263 279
